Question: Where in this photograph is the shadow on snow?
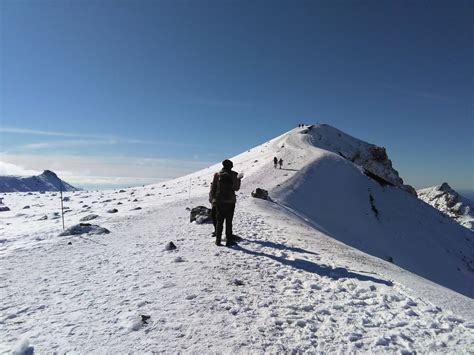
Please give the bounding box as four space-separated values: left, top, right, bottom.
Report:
234 242 393 286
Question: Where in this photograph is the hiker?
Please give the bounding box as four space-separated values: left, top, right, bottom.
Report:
273 156 278 168
209 159 242 246
278 158 283 169
209 182 217 237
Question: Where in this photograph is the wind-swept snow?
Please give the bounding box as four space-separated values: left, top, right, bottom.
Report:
1 125 473 352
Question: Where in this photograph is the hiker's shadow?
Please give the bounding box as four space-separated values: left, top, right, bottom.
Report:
234 244 392 286
245 239 318 256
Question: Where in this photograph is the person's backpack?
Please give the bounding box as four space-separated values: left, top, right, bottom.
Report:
216 171 235 202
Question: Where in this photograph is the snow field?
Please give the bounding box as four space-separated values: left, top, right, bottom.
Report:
1 125 474 352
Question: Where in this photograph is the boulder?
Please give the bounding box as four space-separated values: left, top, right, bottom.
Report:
251 188 269 200
107 208 118 213
165 241 177 250
59 223 110 236
190 206 212 224
0 205 10 212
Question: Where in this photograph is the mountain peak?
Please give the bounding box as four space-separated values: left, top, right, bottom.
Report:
41 170 58 178
0 170 78 192
418 183 473 231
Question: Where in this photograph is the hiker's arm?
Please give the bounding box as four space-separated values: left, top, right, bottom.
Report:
233 173 241 192
210 174 218 201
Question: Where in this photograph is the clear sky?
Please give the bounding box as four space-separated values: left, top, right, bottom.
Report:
1 0 472 190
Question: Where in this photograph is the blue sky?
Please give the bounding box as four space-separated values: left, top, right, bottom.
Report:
0 0 472 190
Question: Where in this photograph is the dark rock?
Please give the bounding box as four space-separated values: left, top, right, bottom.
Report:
59 223 110 236
132 207 142 210
107 208 118 213
141 315 151 324
363 169 395 187
190 206 212 224
119 189 126 193
369 146 388 162
165 241 177 251
67 241 72 245
0 206 10 212
23 205 31 209
251 188 269 200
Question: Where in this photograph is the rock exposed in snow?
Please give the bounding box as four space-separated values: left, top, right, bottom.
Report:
251 188 269 200
0 205 10 212
59 223 110 236
190 206 212 224
12 338 34 355
0 170 78 193
165 241 177 251
418 183 474 231
107 208 118 213
80 214 100 222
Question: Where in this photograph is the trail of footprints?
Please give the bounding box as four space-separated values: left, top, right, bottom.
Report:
207 208 474 352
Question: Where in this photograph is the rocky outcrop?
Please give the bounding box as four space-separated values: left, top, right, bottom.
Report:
190 206 212 224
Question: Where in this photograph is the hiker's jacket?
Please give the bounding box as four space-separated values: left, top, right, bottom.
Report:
209 169 241 204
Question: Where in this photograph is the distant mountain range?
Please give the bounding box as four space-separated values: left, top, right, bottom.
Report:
418 183 473 231
0 170 78 193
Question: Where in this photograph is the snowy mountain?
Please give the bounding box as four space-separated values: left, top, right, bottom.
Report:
0 170 78 192
418 183 474 231
1 124 473 353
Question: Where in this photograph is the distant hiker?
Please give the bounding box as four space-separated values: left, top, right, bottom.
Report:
209 160 242 246
209 182 217 237
273 157 278 168
278 158 283 169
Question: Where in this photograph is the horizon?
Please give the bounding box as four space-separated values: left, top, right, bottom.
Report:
1 0 473 191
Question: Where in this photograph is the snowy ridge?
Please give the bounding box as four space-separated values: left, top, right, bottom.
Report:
418 183 474 231
0 170 78 193
1 125 473 352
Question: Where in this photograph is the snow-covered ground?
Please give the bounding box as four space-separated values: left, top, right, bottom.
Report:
1 125 473 353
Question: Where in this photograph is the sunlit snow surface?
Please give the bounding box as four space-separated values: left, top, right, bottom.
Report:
1 125 473 353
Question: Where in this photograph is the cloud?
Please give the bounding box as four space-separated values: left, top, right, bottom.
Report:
20 139 119 150
0 127 114 139
0 161 40 176
379 84 461 103
2 126 201 150
0 153 213 189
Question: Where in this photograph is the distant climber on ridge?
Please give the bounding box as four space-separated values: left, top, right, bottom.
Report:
209 160 242 246
278 158 283 169
273 156 278 168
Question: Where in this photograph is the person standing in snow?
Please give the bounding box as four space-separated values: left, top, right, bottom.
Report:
273 156 278 168
209 160 242 246
278 158 283 169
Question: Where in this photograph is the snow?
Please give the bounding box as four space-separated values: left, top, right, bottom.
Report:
418 183 474 231
1 124 473 352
